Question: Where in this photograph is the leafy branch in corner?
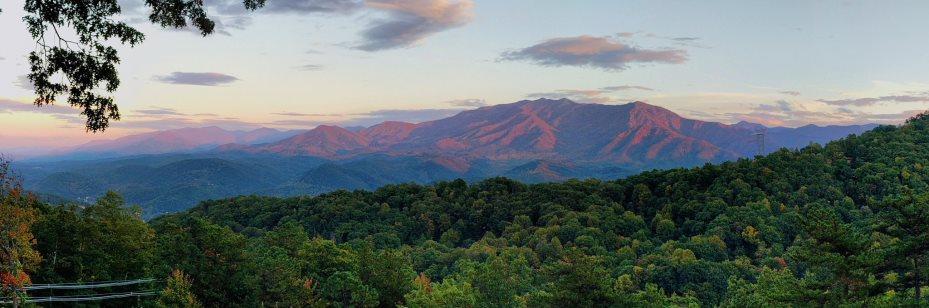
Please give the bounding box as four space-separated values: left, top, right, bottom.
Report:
14 0 270 132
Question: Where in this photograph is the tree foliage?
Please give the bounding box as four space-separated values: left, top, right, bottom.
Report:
0 159 41 303
159 269 202 308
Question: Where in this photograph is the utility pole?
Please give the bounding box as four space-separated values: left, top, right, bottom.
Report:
753 129 766 156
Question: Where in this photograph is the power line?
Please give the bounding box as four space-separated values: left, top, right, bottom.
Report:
1 278 160 304
28 278 149 286
1 290 159 304
25 278 157 290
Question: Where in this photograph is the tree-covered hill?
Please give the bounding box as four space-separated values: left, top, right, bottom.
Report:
6 113 929 306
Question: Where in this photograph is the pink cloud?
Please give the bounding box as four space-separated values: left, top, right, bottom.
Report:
501 35 687 70
357 0 474 51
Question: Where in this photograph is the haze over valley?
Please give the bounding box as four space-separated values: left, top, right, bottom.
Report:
16 99 876 216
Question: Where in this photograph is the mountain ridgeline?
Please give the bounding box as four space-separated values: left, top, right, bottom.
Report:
17 109 929 307
49 126 302 160
232 99 875 165
18 99 876 216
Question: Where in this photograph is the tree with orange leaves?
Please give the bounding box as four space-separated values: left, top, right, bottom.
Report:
0 158 41 308
159 269 202 308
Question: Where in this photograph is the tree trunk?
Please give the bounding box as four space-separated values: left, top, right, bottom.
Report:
9 255 19 308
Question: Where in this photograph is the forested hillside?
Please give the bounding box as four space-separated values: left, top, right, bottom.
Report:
4 113 929 307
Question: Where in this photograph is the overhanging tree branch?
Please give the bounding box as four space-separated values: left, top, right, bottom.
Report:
11 0 270 132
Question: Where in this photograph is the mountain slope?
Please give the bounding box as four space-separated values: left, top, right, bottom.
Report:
358 121 419 147
253 125 372 157
243 99 862 168
399 99 763 164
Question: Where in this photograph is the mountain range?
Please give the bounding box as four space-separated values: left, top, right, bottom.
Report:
35 126 302 160
13 98 879 217
224 98 876 166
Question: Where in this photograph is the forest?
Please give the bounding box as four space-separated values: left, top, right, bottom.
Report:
3 113 929 307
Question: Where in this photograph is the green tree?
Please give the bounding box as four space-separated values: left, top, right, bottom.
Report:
540 250 615 306
405 277 478 308
788 204 880 304
33 191 155 282
456 252 534 307
627 283 700 308
722 268 806 307
81 191 156 280
31 204 81 283
357 246 416 307
151 216 255 306
302 237 357 280
878 192 929 302
242 242 309 306
317 271 379 307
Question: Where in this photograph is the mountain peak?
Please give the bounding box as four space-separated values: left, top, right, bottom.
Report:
627 100 669 111
373 121 417 128
520 97 578 106
732 121 767 131
259 125 369 157
313 124 345 131
303 125 364 142
624 101 682 129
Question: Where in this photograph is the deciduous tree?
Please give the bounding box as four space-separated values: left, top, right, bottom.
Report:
0 159 41 308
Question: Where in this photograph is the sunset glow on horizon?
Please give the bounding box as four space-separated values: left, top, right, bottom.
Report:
4 0 929 152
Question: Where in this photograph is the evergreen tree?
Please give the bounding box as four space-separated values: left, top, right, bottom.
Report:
878 192 929 303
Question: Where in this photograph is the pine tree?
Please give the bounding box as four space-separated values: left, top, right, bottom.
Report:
878 192 929 303
788 204 879 304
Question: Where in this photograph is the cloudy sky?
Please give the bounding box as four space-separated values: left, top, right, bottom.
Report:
3 0 929 152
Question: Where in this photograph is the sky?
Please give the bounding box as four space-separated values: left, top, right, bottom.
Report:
3 0 929 153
